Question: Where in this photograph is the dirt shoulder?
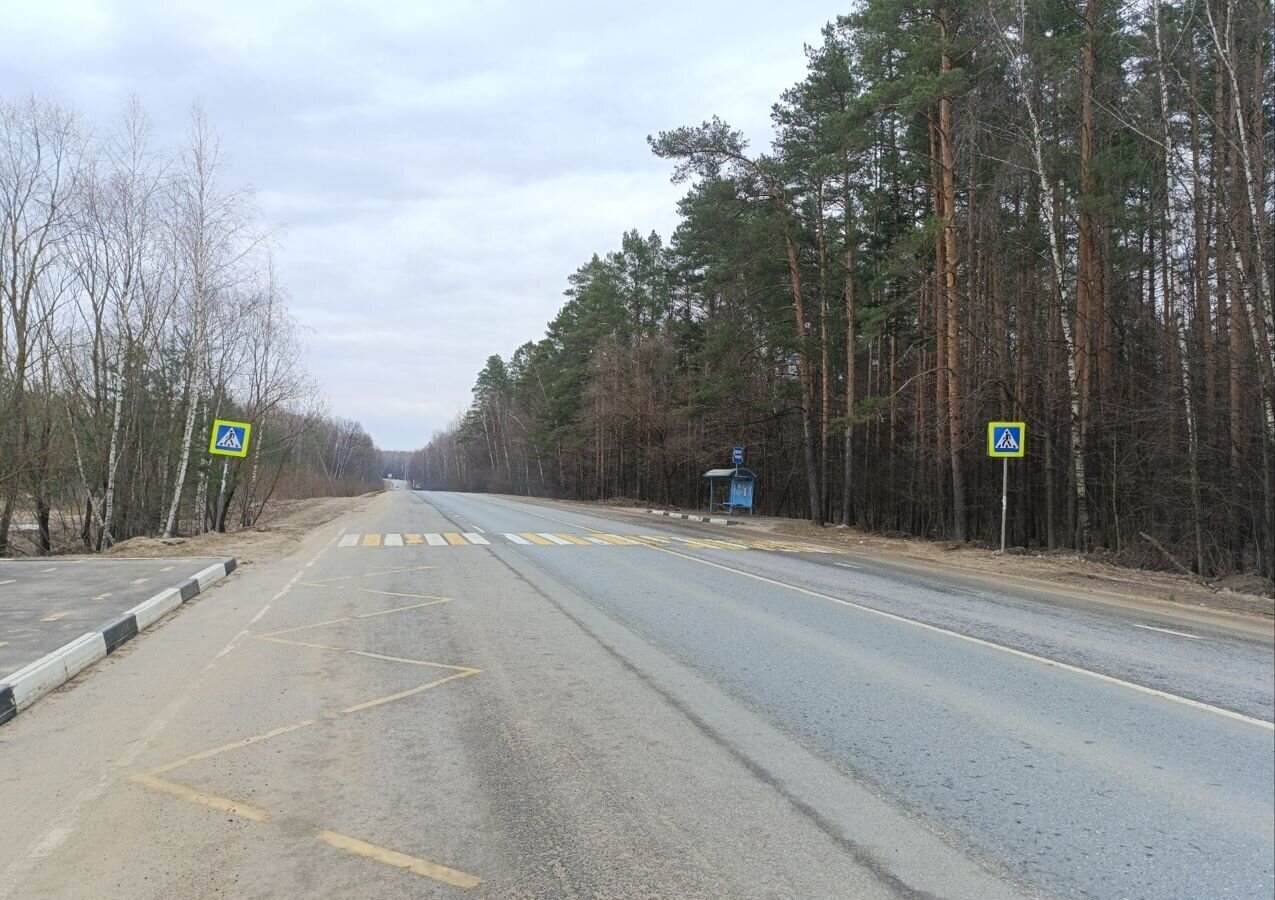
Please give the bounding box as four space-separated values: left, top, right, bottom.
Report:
104 494 380 565
514 496 1275 629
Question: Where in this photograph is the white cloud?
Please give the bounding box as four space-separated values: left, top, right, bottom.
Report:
4 0 836 447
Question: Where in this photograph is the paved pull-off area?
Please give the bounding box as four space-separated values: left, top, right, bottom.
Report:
0 558 233 677
0 490 1271 899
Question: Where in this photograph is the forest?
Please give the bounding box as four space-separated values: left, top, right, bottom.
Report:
411 0 1273 580
0 98 384 556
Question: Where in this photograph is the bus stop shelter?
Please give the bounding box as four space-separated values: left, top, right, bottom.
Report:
704 467 756 515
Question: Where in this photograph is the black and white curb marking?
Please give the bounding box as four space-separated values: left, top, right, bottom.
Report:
646 509 739 526
0 558 237 727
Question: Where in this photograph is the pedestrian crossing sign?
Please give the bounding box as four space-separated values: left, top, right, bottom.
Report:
209 419 252 457
987 421 1025 458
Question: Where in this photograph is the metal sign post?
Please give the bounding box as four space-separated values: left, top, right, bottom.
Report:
209 419 252 533
987 422 1026 553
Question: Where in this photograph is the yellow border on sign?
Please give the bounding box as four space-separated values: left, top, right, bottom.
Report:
987 421 1026 458
209 419 252 457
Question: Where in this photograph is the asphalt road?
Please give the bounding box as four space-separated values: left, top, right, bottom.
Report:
0 489 1270 899
0 558 233 676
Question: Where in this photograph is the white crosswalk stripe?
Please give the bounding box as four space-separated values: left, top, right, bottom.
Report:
331 531 834 555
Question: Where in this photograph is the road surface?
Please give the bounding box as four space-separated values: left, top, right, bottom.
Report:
1 489 1271 899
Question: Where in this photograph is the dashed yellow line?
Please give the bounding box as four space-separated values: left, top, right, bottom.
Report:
149 720 320 776
129 774 270 822
443 532 467 546
520 532 554 545
257 599 452 638
403 533 423 545
361 533 382 547
40 611 67 622
554 533 591 545
317 830 482 889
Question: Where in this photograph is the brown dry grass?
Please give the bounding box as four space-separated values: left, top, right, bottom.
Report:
104 494 379 565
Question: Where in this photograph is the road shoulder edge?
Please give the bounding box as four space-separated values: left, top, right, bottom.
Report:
0 558 237 726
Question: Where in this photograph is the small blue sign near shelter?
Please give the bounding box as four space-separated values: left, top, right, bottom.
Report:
731 446 745 466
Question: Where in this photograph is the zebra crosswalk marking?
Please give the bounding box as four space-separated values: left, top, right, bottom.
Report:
332 531 836 555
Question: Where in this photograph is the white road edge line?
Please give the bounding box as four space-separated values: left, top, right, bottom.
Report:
835 562 862 570
1131 623 1201 640
459 494 1273 731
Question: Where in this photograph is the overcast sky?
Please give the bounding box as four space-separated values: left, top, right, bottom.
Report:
4 1 839 449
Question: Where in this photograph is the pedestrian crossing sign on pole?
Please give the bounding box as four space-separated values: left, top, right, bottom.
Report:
209 419 252 457
987 422 1025 458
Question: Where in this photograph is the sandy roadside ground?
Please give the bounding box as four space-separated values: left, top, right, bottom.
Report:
102 493 383 566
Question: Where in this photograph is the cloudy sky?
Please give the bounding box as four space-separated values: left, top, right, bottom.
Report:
4 1 839 449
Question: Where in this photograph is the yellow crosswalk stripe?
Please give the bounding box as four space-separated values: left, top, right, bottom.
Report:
334 531 827 554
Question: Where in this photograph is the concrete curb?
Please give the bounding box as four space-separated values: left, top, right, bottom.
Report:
0 557 237 727
646 509 739 526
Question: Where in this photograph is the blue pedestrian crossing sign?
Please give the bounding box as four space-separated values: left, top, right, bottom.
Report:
209 419 252 458
987 421 1026 458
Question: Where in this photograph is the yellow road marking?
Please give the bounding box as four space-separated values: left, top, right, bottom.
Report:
519 532 553 545
0 579 15 586
317 830 482 889
129 774 270 822
361 533 382 547
258 600 451 638
340 670 479 714
131 577 150 585
554 533 591 545
303 566 434 587
149 720 319 775
403 533 424 545
357 588 450 600
0 641 7 648
40 612 67 622
697 538 747 549
443 532 467 546
591 533 631 545
93 592 112 600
